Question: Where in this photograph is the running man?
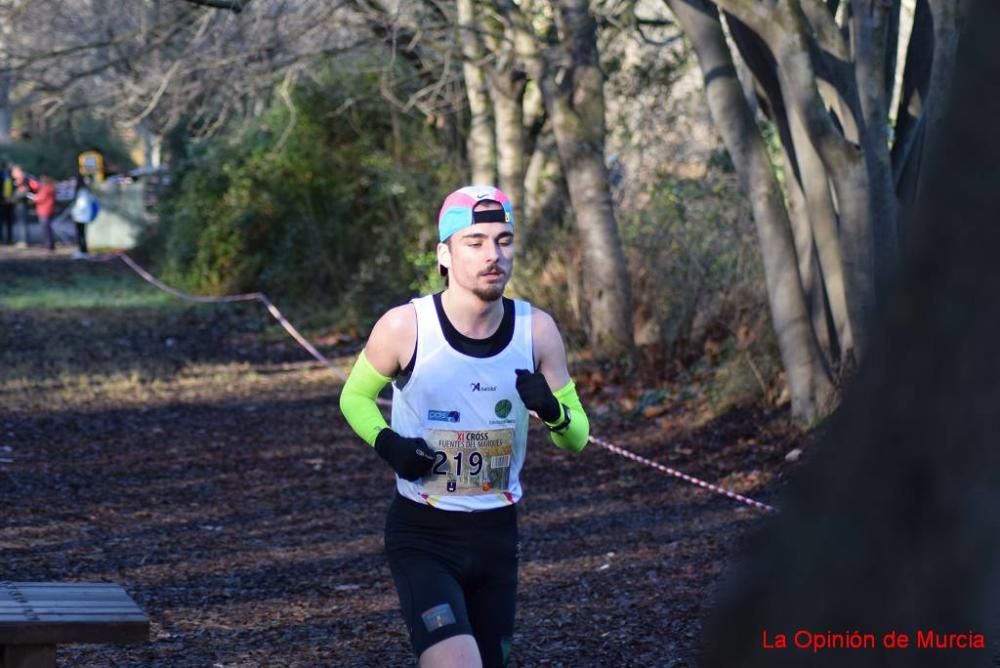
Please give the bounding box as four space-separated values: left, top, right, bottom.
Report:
339 185 590 667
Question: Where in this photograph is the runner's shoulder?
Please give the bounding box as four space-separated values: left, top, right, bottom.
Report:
530 305 562 341
366 303 417 375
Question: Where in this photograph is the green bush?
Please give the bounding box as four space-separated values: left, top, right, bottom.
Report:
621 173 767 357
148 68 459 329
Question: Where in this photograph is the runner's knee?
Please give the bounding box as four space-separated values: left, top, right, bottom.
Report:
419 633 482 668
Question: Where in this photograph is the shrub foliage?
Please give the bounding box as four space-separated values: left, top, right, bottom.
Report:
150 70 458 327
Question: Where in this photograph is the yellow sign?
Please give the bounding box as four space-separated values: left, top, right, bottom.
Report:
78 151 105 183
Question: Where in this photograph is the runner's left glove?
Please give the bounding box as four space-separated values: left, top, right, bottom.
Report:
374 429 436 481
515 369 561 423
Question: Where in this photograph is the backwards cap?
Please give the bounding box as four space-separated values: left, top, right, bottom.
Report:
437 185 515 242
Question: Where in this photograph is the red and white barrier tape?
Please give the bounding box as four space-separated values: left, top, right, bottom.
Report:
589 435 775 512
104 251 774 512
115 252 343 379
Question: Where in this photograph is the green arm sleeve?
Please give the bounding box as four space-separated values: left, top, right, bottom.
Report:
544 380 590 453
338 350 392 447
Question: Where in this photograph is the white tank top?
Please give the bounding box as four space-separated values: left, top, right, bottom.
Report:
391 294 533 511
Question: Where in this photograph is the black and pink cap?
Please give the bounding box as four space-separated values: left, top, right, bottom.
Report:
437 185 515 243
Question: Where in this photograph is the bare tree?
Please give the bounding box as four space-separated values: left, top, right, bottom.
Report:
701 1 1000 662
542 0 633 354
660 0 965 420
466 0 635 356
458 0 497 184
0 0 371 154
666 0 833 421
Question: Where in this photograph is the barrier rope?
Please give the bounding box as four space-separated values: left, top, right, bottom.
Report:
589 435 775 512
103 251 775 513
115 252 343 379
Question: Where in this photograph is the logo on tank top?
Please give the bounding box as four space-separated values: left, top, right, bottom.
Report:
489 398 517 425
470 382 497 392
428 409 461 423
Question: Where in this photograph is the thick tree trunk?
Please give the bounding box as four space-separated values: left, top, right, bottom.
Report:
458 0 496 184
701 3 1000 663
137 121 163 168
884 0 903 102
0 16 10 144
774 41 875 359
724 11 860 366
924 0 964 132
669 0 834 422
787 106 854 361
496 0 551 229
891 0 932 213
783 145 836 367
854 0 899 302
903 0 968 205
524 125 564 234
542 0 633 356
719 0 880 358
491 64 527 225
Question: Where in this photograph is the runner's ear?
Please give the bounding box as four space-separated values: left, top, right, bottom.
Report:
437 241 451 272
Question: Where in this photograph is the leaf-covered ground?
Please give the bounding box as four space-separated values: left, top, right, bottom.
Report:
0 248 805 667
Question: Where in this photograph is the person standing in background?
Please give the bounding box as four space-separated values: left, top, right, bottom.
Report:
70 175 98 258
10 165 29 247
0 163 13 245
31 174 57 251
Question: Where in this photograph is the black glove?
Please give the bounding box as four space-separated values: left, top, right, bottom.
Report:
374 429 436 481
515 368 562 423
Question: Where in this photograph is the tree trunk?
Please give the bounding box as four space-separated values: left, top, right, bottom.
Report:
669 0 834 422
787 104 855 362
781 142 837 366
492 63 527 225
719 0 879 358
891 0 932 214
523 123 565 236
724 12 857 365
457 0 496 184
542 0 634 356
0 14 11 144
701 3 1000 662
924 0 964 132
137 121 163 168
854 0 899 303
903 0 967 204
0 73 10 143
767 17 876 360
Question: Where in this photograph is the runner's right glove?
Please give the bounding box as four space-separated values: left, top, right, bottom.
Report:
374 429 436 481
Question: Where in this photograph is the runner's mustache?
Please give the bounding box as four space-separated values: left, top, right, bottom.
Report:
480 264 505 276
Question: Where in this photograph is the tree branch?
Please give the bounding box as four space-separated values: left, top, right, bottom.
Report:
179 0 247 13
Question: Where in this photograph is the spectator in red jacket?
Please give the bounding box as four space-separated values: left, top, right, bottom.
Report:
29 174 57 251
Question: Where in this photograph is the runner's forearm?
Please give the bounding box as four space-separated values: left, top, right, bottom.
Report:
545 380 589 453
339 350 391 446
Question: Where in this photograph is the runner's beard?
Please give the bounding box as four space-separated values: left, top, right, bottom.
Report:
471 268 508 302
472 285 504 302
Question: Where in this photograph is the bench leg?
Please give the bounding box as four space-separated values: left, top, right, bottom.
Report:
2 644 56 668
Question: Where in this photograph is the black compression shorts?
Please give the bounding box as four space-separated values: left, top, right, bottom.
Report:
384 493 519 667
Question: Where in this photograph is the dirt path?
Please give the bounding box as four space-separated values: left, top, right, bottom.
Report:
0 249 800 667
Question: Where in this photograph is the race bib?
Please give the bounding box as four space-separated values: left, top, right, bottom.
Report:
423 428 514 496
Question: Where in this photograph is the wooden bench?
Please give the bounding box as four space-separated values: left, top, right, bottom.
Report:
0 582 149 668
